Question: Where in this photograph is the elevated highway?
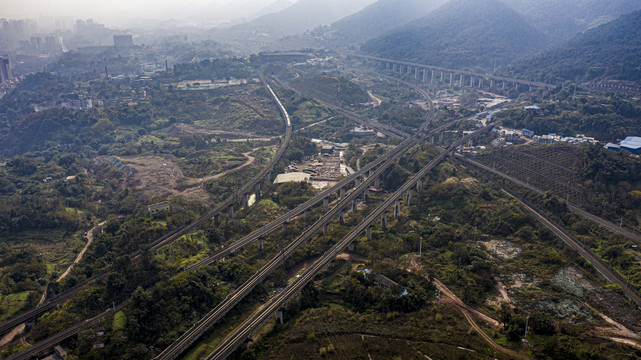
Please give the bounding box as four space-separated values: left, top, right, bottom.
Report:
352 54 555 91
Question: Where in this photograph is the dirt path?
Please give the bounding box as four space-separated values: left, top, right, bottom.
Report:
58 221 105 282
0 323 25 348
368 91 382 107
294 116 337 133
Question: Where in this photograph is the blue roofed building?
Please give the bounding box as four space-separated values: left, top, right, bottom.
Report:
620 136 641 154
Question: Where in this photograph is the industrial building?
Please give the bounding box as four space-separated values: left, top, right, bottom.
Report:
606 136 641 154
273 172 311 184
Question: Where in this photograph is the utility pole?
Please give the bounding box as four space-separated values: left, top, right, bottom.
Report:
419 237 422 256
437 284 441 305
524 315 529 343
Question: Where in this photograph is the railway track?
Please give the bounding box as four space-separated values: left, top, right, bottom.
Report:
155 77 440 360
0 71 292 357
204 121 500 360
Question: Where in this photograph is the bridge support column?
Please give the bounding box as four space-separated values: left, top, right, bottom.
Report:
352 200 358 212
406 191 412 206
430 135 435 144
374 177 380 188
502 81 506 90
381 213 387 229
276 310 284 325
348 243 355 252
460 74 464 87
529 85 533 92
439 132 444 142
449 73 453 86
394 200 401 219
470 77 474 87
243 193 249 209
323 223 330 235
415 67 419 79
340 187 345 200
323 198 329 211
366 226 372 240
431 70 435 84
416 180 423 193
363 188 369 200
305 210 310 220
490 79 495 88
478 78 483 88
355 178 361 187
440 71 444 82
339 211 345 225
214 214 220 226
257 238 264 250
228 206 234 219
423 69 428 82
283 221 288 233
265 173 270 184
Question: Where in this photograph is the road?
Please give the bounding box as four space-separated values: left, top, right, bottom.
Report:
203 122 500 360
351 53 555 89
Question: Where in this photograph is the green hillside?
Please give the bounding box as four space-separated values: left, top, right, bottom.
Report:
502 0 641 43
290 74 370 107
360 0 550 71
501 9 641 84
323 0 447 46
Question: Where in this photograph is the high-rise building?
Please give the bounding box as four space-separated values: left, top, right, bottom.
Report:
0 57 13 84
113 34 134 49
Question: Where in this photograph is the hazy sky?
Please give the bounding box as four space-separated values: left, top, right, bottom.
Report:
3 0 296 24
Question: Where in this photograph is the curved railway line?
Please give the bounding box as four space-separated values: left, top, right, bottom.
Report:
154 74 441 360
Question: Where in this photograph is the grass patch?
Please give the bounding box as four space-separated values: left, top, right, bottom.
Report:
113 311 127 332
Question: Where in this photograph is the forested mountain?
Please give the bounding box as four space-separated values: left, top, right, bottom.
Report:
502 0 641 43
218 0 375 38
501 10 641 84
321 0 448 46
360 0 549 71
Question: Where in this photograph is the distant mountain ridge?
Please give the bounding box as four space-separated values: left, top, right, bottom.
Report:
218 0 376 38
322 0 448 46
501 9 641 84
502 0 641 43
360 0 550 71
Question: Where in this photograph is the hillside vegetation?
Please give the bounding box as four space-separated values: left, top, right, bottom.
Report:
361 0 549 71
501 9 641 84
322 0 447 46
502 0 641 43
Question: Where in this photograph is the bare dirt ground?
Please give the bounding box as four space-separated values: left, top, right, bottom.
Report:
117 151 255 202
481 239 521 260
